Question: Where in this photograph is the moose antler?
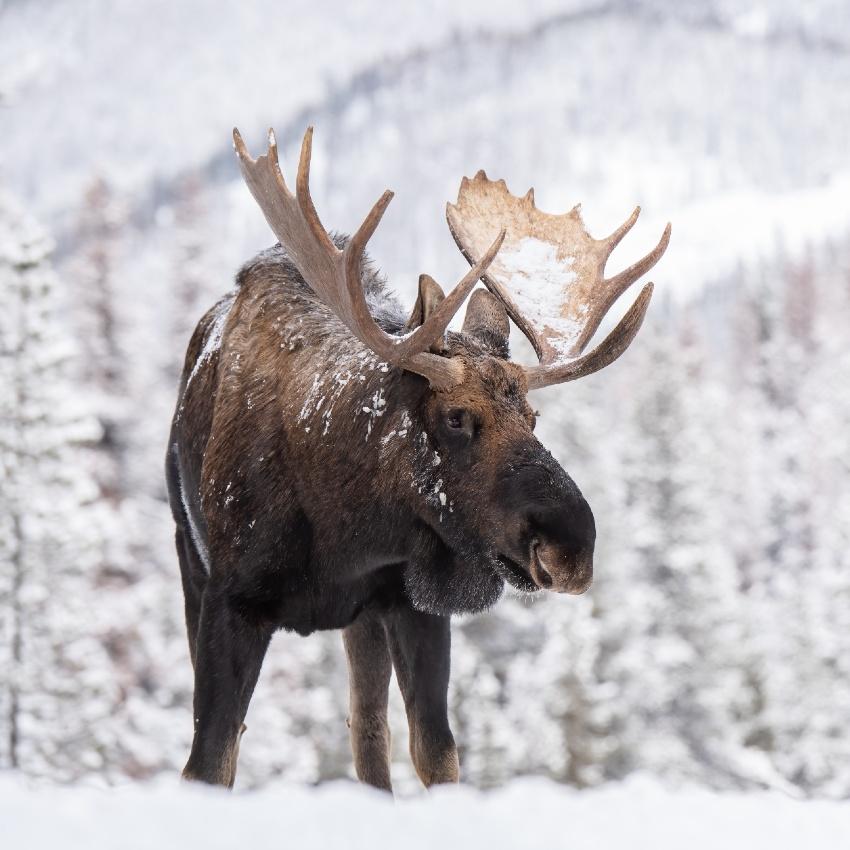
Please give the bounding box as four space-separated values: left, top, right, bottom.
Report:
233 127 505 390
446 172 671 390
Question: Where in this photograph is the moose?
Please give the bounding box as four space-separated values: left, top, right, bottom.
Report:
166 126 670 790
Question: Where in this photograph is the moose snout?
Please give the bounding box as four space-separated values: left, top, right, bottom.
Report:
497 445 596 594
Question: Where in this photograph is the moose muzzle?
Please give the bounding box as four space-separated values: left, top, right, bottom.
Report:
522 486 595 594
498 443 596 594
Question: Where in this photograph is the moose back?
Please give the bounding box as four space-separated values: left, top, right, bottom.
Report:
166 127 670 790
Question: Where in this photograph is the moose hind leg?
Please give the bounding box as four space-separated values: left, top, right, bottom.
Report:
343 608 393 791
174 527 205 668
384 605 459 787
182 580 271 787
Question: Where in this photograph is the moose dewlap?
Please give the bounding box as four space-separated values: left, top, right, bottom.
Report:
166 126 670 790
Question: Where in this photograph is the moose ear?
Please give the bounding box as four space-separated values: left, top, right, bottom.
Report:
404 274 451 355
405 274 446 331
462 289 510 358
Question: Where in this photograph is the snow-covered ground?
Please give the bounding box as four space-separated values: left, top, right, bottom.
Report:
2 774 848 850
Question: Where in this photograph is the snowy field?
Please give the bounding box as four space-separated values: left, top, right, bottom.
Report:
3 775 849 850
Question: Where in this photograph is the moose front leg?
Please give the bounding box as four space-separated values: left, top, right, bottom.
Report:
384 605 459 787
343 608 393 791
182 580 272 787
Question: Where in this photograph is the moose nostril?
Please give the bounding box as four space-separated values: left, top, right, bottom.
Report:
531 542 554 589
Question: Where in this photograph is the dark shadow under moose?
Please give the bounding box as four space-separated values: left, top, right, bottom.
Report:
166 126 670 790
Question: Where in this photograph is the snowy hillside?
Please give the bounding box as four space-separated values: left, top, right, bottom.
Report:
3 0 850 300
3 775 849 850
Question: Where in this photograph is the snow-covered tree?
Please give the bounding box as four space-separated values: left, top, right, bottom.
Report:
69 177 130 504
734 249 850 796
168 172 213 376
0 189 123 778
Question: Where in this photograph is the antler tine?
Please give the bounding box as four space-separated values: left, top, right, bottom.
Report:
348 191 395 258
602 206 640 257
232 126 252 166
234 127 293 200
604 221 672 299
265 128 285 190
406 228 506 354
295 126 336 254
342 197 503 361
569 218 671 354
524 282 654 389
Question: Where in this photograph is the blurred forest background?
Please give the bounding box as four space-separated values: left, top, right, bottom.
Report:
1 0 849 796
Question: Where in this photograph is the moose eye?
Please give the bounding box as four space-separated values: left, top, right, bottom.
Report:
446 409 465 430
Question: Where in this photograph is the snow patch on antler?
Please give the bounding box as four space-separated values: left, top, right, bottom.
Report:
494 237 585 360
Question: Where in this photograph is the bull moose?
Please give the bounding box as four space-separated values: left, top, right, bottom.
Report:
166 126 670 790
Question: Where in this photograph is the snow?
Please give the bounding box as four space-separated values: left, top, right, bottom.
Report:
361 387 388 439
173 443 211 574
187 293 235 385
2 774 849 850
298 348 390 437
494 236 583 359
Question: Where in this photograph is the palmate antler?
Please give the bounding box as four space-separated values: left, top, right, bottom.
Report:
447 172 671 390
233 127 505 390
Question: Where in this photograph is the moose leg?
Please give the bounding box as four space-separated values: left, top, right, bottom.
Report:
384 605 459 787
174 527 205 669
182 580 271 787
343 608 393 791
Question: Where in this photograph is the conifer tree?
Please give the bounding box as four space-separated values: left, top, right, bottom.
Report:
0 189 122 778
71 177 129 503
